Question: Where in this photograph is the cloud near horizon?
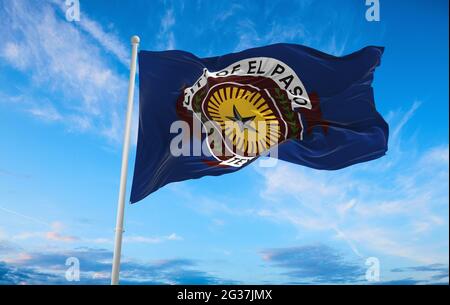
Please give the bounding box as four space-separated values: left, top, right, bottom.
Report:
0 242 235 284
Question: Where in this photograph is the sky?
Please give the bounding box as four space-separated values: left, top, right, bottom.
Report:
0 0 448 285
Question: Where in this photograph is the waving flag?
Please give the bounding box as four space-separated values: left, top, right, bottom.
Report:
130 43 388 203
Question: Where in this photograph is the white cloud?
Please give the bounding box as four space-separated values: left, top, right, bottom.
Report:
234 19 262 52
47 0 129 66
79 232 183 245
342 227 447 264
323 34 348 57
11 221 79 243
391 100 421 140
0 205 49 226
78 17 130 67
254 103 449 265
27 103 63 122
1 42 29 70
420 145 449 165
125 233 183 244
0 0 130 143
214 4 243 23
161 9 175 32
166 233 183 241
45 231 78 242
233 18 347 55
232 2 351 55
9 228 181 245
125 236 162 244
157 8 176 50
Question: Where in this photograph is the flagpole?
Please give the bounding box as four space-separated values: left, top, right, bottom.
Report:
111 35 140 285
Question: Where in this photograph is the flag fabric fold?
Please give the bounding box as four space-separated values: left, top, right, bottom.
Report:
130 43 388 203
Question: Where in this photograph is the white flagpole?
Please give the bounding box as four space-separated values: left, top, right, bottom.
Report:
111 35 140 285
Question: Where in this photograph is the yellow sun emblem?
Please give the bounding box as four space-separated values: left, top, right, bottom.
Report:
204 85 283 156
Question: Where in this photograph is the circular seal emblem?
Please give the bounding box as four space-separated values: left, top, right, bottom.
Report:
177 57 312 167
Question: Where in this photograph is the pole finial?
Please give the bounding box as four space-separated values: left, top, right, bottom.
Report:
131 35 140 45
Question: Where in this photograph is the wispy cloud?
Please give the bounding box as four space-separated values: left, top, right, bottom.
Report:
391 100 421 141
125 233 183 244
391 263 449 283
214 3 243 23
11 221 79 243
0 0 129 143
48 0 130 67
261 244 365 284
231 1 351 55
0 205 49 226
0 42 29 70
27 102 63 122
0 201 182 247
0 244 234 284
157 8 176 50
255 102 449 265
78 16 130 67
8 227 181 246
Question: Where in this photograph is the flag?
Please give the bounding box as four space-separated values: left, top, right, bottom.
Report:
130 43 388 203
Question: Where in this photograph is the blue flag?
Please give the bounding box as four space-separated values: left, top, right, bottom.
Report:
130 43 388 203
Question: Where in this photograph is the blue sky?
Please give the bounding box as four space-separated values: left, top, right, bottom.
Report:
0 0 448 284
